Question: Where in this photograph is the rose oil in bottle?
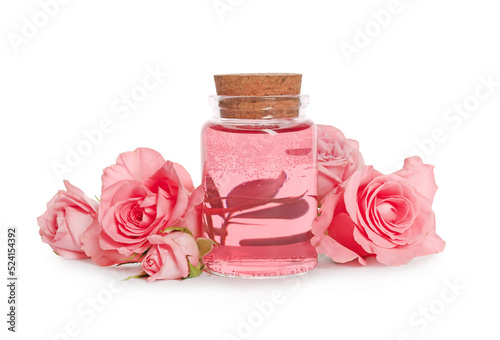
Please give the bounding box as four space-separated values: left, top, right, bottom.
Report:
201 74 318 278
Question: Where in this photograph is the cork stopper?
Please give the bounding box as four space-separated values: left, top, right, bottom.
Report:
214 73 302 96
213 73 303 119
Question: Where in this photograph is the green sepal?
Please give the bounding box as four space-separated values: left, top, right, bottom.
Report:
123 271 148 281
119 253 139 262
138 247 150 261
196 238 215 257
53 251 60 256
160 226 193 236
186 260 203 279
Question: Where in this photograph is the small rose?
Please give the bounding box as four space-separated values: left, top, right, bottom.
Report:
37 180 97 260
317 125 364 202
311 157 445 266
142 232 200 282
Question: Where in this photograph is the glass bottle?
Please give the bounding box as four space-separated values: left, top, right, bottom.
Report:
201 73 318 278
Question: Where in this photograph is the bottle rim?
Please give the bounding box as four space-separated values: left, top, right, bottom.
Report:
209 94 310 109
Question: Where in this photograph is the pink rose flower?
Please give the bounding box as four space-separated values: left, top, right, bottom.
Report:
175 185 205 239
311 157 445 266
37 180 98 260
82 148 196 265
142 232 200 282
317 125 364 202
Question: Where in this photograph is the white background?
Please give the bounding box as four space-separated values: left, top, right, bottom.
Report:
1 1 499 339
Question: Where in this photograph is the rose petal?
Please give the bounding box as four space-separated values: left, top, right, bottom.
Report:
312 192 338 235
394 157 438 207
173 162 195 194
63 180 99 211
328 213 371 259
50 247 90 260
63 206 95 248
81 218 133 267
101 148 167 193
311 234 364 264
374 231 445 266
175 185 205 239
344 166 381 226
316 125 365 202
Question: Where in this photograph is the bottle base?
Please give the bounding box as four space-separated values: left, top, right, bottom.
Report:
204 256 318 279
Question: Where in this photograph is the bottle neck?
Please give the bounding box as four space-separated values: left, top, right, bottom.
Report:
209 95 309 120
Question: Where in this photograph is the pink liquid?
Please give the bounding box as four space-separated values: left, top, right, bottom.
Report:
201 119 318 277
